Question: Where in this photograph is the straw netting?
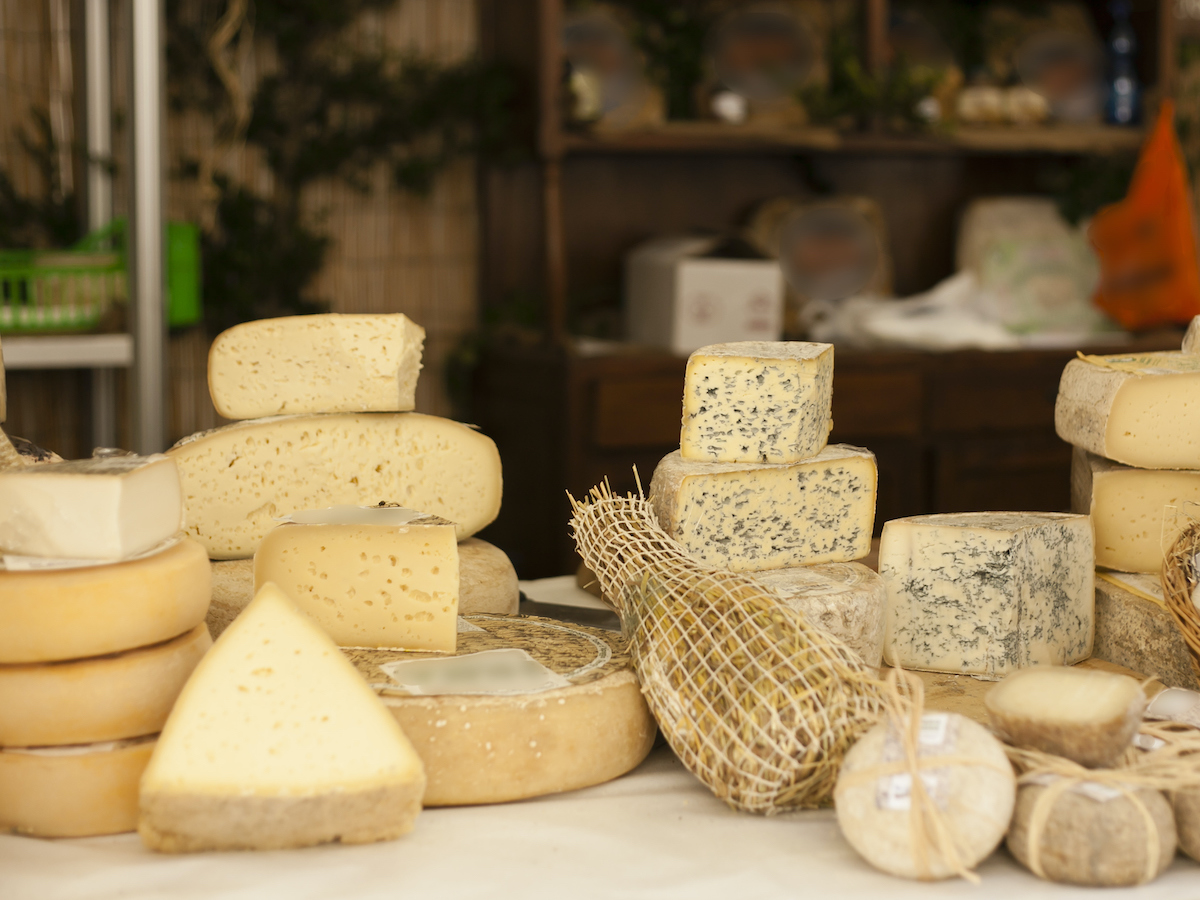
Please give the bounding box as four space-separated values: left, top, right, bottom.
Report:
1162 517 1200 680
569 481 885 814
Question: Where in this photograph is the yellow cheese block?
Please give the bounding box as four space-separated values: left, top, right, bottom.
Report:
0 625 211 747
0 537 211 664
0 736 155 837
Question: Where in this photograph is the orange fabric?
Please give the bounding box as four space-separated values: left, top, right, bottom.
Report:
1089 100 1200 330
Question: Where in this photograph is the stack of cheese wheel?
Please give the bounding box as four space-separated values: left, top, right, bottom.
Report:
648 342 886 665
0 450 211 837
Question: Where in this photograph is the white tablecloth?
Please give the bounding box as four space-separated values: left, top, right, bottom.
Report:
2 746 1198 900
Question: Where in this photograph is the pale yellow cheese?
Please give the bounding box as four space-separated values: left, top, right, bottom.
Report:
1184 315 1200 354
0 537 211 664
0 335 6 422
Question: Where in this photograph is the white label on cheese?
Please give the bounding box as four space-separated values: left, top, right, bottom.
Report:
456 617 485 633
876 713 957 811
1102 572 1166 607
0 534 181 572
1145 688 1200 728
1024 773 1126 803
378 649 572 696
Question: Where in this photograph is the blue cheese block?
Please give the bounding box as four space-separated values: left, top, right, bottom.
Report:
880 512 1094 679
649 445 877 573
680 341 833 464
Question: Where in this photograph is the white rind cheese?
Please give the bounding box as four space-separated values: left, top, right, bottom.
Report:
168 412 502 558
881 512 1094 679
207 313 425 419
679 341 833 463
1184 316 1200 354
650 445 877 572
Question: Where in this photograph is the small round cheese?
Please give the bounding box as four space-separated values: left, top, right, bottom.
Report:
1173 787 1200 862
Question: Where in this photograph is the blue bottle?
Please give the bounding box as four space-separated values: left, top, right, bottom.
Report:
1107 0 1140 125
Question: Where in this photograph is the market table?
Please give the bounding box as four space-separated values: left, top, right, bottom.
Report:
2 746 1198 900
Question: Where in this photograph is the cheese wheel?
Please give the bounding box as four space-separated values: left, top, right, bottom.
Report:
346 615 657 806
0 537 211 664
0 736 155 837
1174 788 1200 861
0 625 211 747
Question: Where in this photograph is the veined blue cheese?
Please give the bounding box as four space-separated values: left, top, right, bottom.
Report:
649 445 876 572
680 341 833 464
881 512 1094 679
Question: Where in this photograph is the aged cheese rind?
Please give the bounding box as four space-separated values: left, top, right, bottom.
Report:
881 512 1094 678
207 313 425 419
168 412 502 558
680 341 833 464
1093 576 1199 690
1175 788 1200 861
650 445 876 572
0 537 211 664
752 562 885 666
0 624 211 747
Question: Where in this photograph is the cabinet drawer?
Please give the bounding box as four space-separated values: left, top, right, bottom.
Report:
592 375 683 449
927 362 1063 434
831 370 922 439
932 434 1072 514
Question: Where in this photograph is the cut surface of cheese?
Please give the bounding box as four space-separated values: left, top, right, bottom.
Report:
985 667 1145 768
650 444 876 572
752 562 885 666
0 624 211 747
0 736 155 837
1094 574 1199 689
679 341 833 464
207 313 425 419
1072 447 1200 573
348 615 656 806
255 506 459 650
0 454 182 559
169 412 502 558
0 537 211 664
881 512 1094 678
139 583 425 852
1055 352 1200 469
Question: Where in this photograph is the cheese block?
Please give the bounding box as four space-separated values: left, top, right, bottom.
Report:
347 615 656 806
0 736 155 837
168 412 502 558
650 445 876 572
255 506 459 650
0 454 183 559
881 512 1094 678
207 313 425 419
984 667 1145 768
1184 315 1200 354
139 583 425 852
752 562 885 666
0 624 211 747
1094 574 1199 689
0 335 6 422
0 537 211 664
1055 352 1200 469
1175 788 1200 861
679 341 833 464
1072 446 1200 573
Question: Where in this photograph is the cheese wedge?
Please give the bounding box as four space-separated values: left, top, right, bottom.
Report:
138 583 425 852
207 313 425 419
168 413 502 558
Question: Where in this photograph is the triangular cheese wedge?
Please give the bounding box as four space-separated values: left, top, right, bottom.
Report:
138 582 425 852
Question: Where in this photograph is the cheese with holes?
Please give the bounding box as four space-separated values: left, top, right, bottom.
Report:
881 512 1094 678
1056 352 1200 469
348 615 656 806
1094 574 1198 689
255 507 459 650
1184 316 1200 354
0 537 210 664
650 445 876 572
0 736 155 837
0 455 182 559
207 313 425 419
0 624 210 747
680 341 833 463
138 583 425 852
168 412 502 558
752 563 885 666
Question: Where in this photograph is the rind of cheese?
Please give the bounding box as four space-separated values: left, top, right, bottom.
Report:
168 412 502 557
0 736 155 837
881 512 1094 679
0 537 211 664
650 445 877 572
984 667 1145 768
1094 576 1199 690
751 562 885 666
138 583 425 852
680 341 833 464
207 313 424 419
1055 353 1200 469
0 624 211 747
1072 446 1200 573
0 335 6 422
1184 316 1200 354
1175 788 1200 861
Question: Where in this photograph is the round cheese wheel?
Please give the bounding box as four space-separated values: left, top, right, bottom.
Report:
0 736 155 837
0 538 211 664
1174 787 1200 861
345 615 656 806
0 624 211 747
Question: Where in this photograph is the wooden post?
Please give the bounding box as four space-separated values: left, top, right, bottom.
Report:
865 0 888 77
539 0 568 345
